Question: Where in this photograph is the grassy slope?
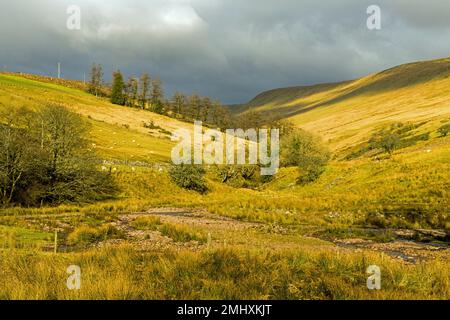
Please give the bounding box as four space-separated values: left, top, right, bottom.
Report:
237 57 450 154
0 73 193 162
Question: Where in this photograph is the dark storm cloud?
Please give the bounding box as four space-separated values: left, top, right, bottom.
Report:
1 0 450 103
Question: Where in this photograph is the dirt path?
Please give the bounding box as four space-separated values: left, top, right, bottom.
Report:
105 207 262 251
334 238 449 263
104 207 449 263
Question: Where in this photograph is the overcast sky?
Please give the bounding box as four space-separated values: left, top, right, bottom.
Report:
1 0 450 103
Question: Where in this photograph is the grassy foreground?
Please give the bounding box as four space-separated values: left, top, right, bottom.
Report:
0 246 448 300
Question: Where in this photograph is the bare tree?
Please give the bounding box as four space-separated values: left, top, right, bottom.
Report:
88 63 103 97
139 73 151 109
125 77 139 107
171 92 187 118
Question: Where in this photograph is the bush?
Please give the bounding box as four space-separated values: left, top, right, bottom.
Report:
369 130 401 155
438 123 450 137
216 165 268 188
281 129 331 184
169 164 208 193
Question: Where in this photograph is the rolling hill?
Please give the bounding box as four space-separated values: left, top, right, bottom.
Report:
0 73 194 163
235 57 450 154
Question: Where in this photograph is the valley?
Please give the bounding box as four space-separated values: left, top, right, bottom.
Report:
0 57 449 300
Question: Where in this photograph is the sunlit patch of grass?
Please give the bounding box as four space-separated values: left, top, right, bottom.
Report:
0 226 53 249
67 225 124 246
131 216 206 243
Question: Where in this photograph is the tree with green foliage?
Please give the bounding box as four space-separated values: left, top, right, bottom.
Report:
169 164 208 194
281 129 331 184
0 105 116 206
369 130 401 155
438 123 450 137
110 70 126 105
379 132 401 154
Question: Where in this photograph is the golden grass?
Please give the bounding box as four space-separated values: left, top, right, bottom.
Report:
0 246 448 300
239 57 450 154
0 73 189 162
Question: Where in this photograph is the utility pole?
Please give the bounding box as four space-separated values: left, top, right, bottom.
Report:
57 62 61 79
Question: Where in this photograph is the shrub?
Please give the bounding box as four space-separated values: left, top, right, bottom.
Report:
370 130 401 155
143 121 162 130
169 164 208 193
438 123 450 137
216 165 267 188
281 129 331 184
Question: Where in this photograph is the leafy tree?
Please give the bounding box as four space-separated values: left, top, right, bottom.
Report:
370 130 401 155
139 73 151 109
169 164 208 194
281 129 331 184
0 105 116 206
380 132 401 154
438 123 450 137
110 70 126 105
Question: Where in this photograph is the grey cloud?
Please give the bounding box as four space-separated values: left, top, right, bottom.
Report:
1 0 450 103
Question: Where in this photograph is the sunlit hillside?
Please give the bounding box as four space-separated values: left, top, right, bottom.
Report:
0 73 194 162
236 57 450 154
